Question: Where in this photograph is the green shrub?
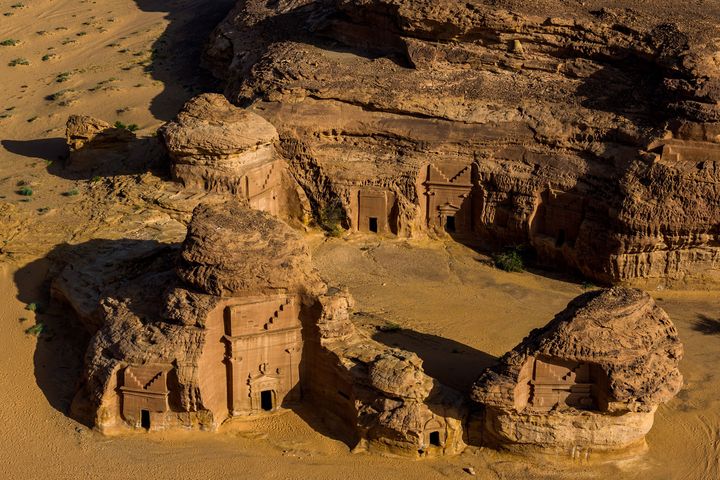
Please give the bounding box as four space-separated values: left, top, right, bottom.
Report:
62 188 79 197
114 121 139 132
25 323 44 336
55 71 71 83
25 302 39 312
17 186 33 196
318 200 345 237
8 57 29 66
493 248 524 273
0 39 19 46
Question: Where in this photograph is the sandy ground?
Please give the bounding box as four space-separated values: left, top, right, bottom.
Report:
1 1 719 479
3 238 720 480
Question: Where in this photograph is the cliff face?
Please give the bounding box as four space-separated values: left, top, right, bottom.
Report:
205 0 720 286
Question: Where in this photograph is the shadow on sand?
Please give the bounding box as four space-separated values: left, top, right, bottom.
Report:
1 138 68 163
372 327 497 393
693 314 720 336
132 0 237 120
14 256 91 422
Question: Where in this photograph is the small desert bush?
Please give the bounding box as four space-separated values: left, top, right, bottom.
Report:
114 120 139 131
493 247 524 273
17 186 33 196
318 200 345 237
25 302 40 312
25 323 45 336
8 57 29 66
62 188 79 197
55 71 71 83
0 39 19 46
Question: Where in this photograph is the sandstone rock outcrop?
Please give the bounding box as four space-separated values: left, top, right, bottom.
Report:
471 287 683 455
161 94 310 222
65 115 136 171
53 200 466 457
204 0 720 286
177 200 319 297
304 290 467 457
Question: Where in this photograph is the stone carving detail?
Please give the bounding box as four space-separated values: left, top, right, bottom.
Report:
472 287 683 454
223 295 302 415
419 162 473 235
120 364 171 430
350 187 396 234
161 93 310 222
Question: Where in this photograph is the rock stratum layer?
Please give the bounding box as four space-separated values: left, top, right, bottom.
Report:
471 287 683 454
205 0 720 286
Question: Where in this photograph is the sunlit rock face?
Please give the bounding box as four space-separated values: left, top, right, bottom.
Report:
53 200 468 458
162 93 311 223
471 287 683 455
205 0 720 286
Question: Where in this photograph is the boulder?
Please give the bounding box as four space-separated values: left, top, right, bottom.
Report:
471 287 683 455
177 200 321 297
65 115 136 171
161 94 310 222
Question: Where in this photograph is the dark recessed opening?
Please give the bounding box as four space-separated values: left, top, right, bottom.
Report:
445 215 456 233
369 217 378 233
556 228 566 247
429 431 441 446
141 410 150 430
260 390 274 411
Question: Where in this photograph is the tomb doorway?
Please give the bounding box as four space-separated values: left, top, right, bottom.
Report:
261 390 274 411
445 215 456 233
369 217 378 233
141 410 150 430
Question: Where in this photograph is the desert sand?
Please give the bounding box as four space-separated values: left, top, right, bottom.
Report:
1 1 719 479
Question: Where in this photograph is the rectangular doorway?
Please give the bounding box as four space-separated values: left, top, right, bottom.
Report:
141 410 150 430
369 217 378 233
445 215 456 233
260 390 274 411
429 431 441 446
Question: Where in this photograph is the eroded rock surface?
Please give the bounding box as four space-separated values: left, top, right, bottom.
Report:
471 287 683 455
177 201 319 297
205 0 720 286
53 200 466 457
305 290 467 457
161 94 310 222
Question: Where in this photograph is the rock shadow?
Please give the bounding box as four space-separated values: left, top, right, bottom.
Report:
132 0 237 120
14 256 91 422
1 138 68 163
372 327 497 393
49 135 168 181
693 314 720 335
14 238 177 423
